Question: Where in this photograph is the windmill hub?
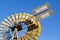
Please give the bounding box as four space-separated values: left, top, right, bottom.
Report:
10 24 22 31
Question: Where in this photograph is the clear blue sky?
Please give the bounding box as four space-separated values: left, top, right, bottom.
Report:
0 0 60 40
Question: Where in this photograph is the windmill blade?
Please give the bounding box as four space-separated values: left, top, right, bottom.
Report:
17 38 21 40
22 37 24 40
4 19 12 25
25 34 31 40
0 24 6 27
25 34 30 39
1 21 10 27
26 32 34 39
21 14 26 21
26 30 37 39
11 15 16 25
23 36 27 40
19 13 25 22
0 27 4 31
26 34 34 40
1 21 12 29
15 14 19 24
7 16 14 24
11 14 19 26
34 36 38 40
22 13 26 19
35 9 54 21
19 13 22 22
0 25 7 31
33 3 50 15
0 24 8 31
25 15 29 19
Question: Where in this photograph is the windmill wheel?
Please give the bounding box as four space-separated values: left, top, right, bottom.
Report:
0 13 41 40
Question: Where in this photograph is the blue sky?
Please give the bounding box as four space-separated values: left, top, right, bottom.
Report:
0 0 60 40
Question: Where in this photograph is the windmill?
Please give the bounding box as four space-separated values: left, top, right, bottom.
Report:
0 3 54 40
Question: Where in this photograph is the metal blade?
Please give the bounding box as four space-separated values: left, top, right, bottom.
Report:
22 37 24 40
1 22 10 27
11 15 16 25
25 34 31 40
19 13 22 22
0 24 7 31
4 19 12 25
23 36 27 40
7 16 14 24
15 14 19 25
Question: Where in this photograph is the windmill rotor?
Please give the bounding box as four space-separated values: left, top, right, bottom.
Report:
0 13 41 40
0 3 54 40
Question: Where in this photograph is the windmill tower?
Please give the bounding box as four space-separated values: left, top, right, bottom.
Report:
0 3 54 40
